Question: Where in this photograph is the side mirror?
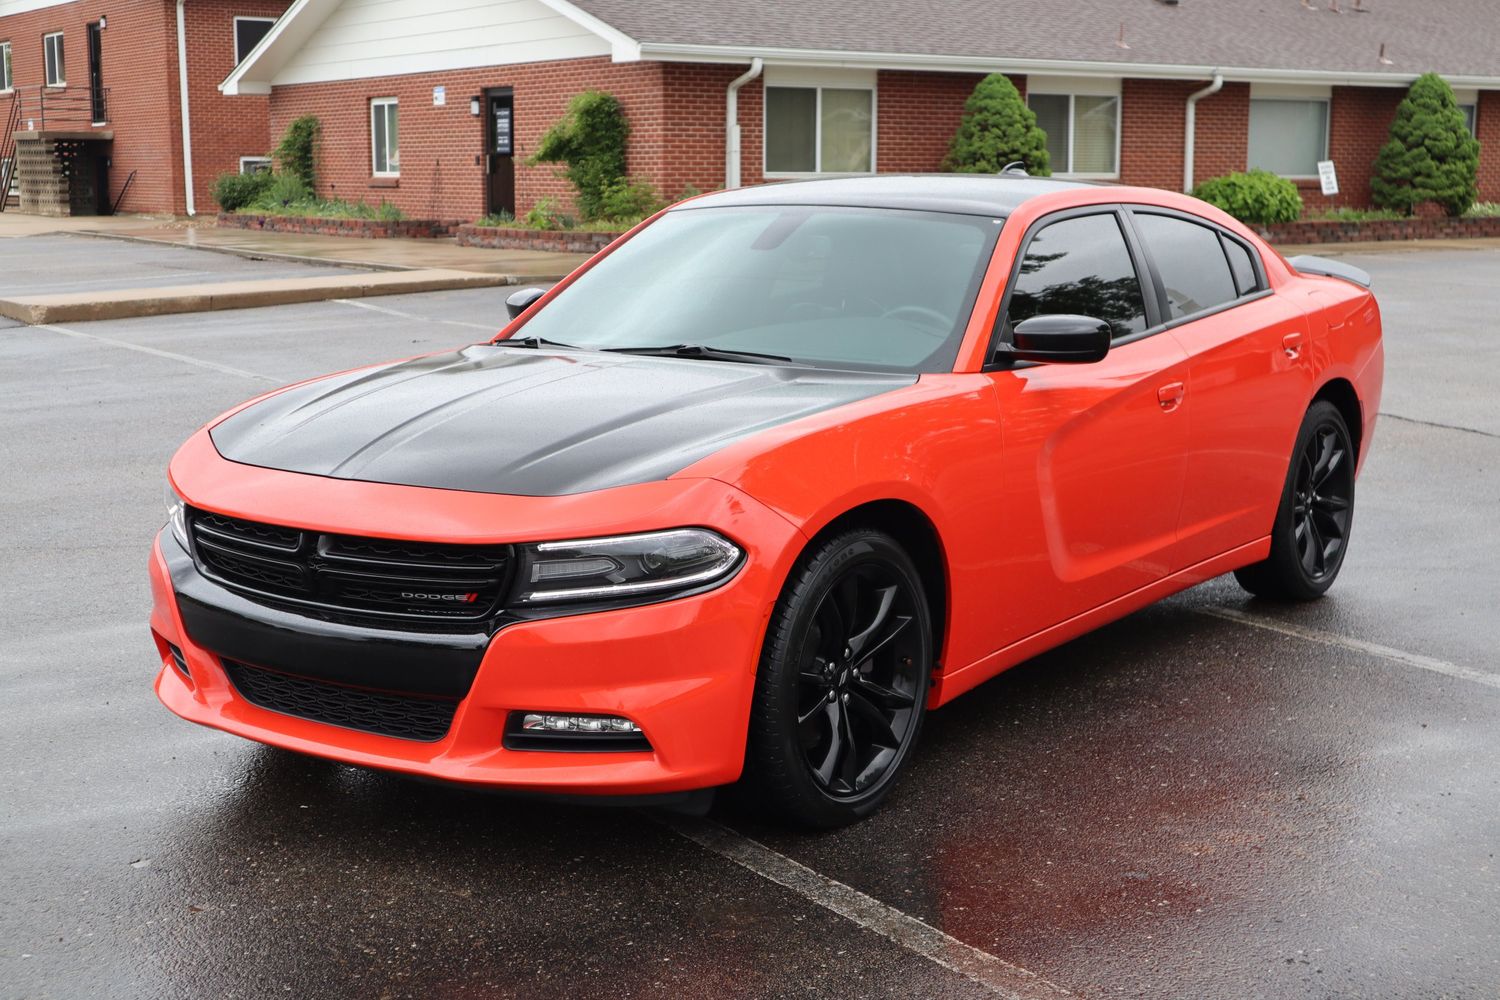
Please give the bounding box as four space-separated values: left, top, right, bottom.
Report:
505 287 546 320
998 314 1112 365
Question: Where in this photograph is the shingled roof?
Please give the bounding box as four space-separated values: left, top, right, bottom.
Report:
571 0 1500 82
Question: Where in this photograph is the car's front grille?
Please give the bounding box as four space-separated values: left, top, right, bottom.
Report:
186 508 512 629
223 659 459 742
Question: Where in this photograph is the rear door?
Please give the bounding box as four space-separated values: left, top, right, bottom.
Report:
986 208 1192 647
1126 208 1314 568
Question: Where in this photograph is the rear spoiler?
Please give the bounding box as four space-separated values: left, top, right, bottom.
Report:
1285 254 1372 289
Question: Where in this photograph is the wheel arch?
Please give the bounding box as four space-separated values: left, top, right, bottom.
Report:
799 499 951 669
1312 376 1364 463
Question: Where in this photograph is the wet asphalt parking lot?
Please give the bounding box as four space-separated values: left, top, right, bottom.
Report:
2 240 1499 999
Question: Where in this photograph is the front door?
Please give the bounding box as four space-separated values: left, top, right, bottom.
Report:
485 89 515 218
87 21 105 124
986 209 1191 647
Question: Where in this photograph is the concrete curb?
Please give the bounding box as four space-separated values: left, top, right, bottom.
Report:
73 229 409 272
0 269 519 325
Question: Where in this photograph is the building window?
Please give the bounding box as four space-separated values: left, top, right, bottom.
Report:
1 42 12 92
1460 103 1477 135
1248 99 1329 177
233 17 276 65
764 86 874 175
239 156 273 175
43 32 64 87
1026 92 1120 176
371 98 399 177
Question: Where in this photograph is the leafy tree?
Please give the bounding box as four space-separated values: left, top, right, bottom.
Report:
943 74 1050 176
1372 73 1481 217
1193 170 1303 225
273 115 320 191
529 91 629 221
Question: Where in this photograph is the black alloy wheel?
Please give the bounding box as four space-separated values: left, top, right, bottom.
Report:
744 528 932 827
1236 400 1356 600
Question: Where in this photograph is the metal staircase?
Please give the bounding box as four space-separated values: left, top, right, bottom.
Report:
0 93 22 212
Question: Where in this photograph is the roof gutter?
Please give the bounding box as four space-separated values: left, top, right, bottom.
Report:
176 0 196 215
1183 71 1223 193
725 57 763 189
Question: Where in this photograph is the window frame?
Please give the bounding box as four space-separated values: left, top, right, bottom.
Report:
985 205 1160 370
1025 90 1122 179
239 156 273 175
233 16 278 66
43 31 64 88
1459 103 1478 136
762 84 878 178
370 96 399 178
1122 206 1272 332
1 41 12 93
1247 96 1330 179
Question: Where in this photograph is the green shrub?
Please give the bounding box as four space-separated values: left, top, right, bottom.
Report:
253 172 311 211
529 91 629 220
273 115 320 191
476 211 516 227
598 177 664 222
1466 202 1500 218
1372 73 1481 217
1307 206 1405 223
1192 170 1303 226
942 74 1050 176
523 197 565 231
210 170 272 212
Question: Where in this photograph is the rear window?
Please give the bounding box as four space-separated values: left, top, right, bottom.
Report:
1134 213 1238 320
1222 236 1261 296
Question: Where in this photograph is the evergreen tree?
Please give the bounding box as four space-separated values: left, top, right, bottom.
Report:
943 74 1051 176
1372 73 1481 217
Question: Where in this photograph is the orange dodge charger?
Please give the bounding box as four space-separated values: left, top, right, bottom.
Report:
150 176 1383 826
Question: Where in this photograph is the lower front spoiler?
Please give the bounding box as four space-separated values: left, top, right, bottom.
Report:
149 526 788 798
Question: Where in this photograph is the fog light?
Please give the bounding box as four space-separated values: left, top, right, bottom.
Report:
521 713 640 733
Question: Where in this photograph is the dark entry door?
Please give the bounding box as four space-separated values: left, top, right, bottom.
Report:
87 21 105 123
485 89 515 218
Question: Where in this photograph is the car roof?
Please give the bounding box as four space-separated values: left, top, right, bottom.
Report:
679 174 1096 218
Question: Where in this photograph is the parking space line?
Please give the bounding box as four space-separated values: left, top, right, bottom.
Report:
38 324 280 384
1198 606 1500 691
332 297 500 333
663 815 1072 999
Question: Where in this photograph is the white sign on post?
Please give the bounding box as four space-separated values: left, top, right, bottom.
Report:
433 86 447 107
1317 160 1339 196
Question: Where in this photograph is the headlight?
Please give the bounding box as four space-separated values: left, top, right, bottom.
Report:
165 481 190 551
511 528 742 607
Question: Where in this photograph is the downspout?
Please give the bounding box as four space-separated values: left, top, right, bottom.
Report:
175 0 196 215
725 57 763 189
1183 71 1223 193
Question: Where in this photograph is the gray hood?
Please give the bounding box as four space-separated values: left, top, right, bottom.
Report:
209 345 913 496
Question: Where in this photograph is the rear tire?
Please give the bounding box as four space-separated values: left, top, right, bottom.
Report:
742 528 932 828
1234 400 1356 601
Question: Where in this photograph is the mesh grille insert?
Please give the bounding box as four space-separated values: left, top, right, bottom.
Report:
222 659 458 742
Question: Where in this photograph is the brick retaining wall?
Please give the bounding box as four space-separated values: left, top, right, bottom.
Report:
219 212 459 239
455 225 619 253
1265 215 1500 244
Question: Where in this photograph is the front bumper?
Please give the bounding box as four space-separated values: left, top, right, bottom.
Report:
149 487 800 796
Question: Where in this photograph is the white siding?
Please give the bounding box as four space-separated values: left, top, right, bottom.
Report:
272 0 611 86
0 0 71 16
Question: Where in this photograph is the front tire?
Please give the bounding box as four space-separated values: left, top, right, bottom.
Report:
743 528 933 828
1235 400 1356 601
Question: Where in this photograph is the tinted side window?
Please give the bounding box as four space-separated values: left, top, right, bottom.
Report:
1134 214 1238 319
1005 213 1148 340
1222 235 1261 296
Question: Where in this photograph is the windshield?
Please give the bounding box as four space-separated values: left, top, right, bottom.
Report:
508 205 1002 374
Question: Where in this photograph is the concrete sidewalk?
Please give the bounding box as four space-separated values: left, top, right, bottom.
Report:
0 268 510 324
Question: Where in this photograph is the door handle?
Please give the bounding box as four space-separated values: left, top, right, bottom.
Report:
1282 331 1305 359
1157 381 1186 412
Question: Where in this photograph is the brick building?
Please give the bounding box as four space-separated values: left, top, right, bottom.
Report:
0 0 291 215
9 0 1499 219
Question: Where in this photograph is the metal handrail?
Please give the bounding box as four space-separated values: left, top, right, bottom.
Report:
111 169 137 216
11 85 110 131
0 95 22 210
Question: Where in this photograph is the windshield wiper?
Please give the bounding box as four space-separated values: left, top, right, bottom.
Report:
498 336 581 350
602 343 798 365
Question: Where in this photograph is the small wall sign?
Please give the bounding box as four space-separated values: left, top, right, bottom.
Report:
1317 160 1339 196
433 86 447 107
